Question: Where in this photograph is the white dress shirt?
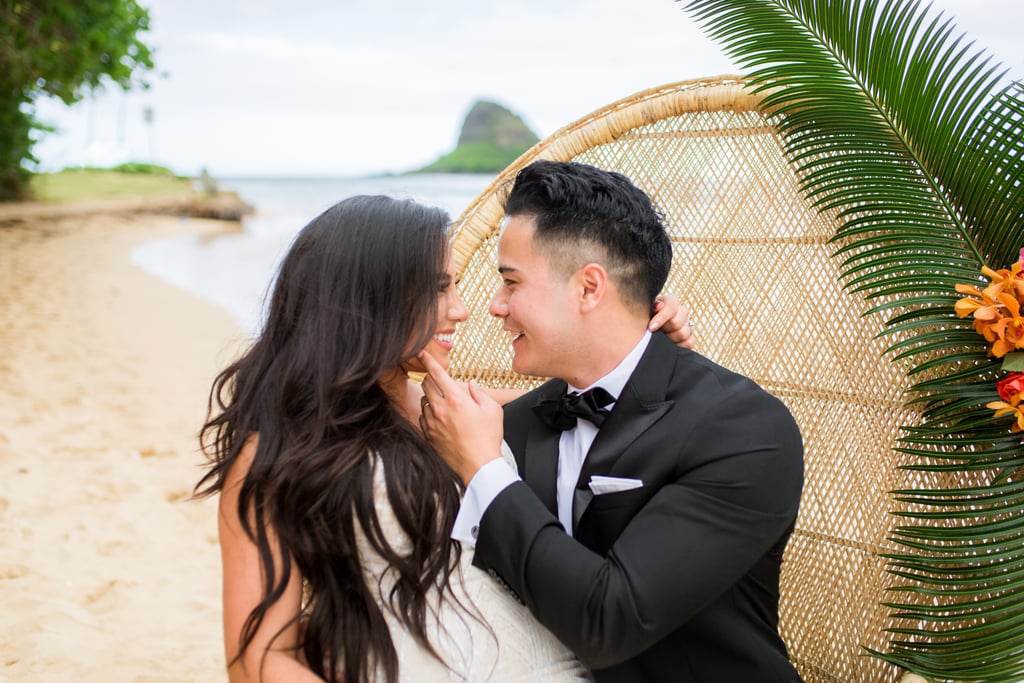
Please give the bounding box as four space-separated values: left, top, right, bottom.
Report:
452 330 652 546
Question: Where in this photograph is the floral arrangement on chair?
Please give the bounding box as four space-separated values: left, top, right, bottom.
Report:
687 0 1024 679
956 250 1024 432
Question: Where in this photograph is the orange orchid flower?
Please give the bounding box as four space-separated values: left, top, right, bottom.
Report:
988 399 1024 432
954 283 1000 326
964 254 1024 433
956 258 1024 357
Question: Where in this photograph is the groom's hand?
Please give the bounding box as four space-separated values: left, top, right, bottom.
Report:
418 350 504 486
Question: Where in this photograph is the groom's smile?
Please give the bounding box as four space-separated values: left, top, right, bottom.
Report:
489 215 581 381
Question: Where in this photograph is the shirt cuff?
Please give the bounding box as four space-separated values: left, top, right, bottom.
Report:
451 457 520 547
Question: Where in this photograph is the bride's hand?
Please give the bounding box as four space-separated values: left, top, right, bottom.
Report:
418 350 504 486
650 293 695 349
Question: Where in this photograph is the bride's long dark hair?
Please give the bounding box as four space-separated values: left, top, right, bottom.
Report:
195 195 464 683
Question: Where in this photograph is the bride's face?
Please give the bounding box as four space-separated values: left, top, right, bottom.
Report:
403 251 468 374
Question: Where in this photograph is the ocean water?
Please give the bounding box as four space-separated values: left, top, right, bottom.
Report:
131 174 495 335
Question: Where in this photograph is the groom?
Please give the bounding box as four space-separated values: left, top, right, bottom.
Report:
420 160 804 682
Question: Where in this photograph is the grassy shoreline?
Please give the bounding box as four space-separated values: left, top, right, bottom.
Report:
28 168 196 203
0 168 253 224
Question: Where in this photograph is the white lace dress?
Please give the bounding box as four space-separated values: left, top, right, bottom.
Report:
356 449 590 682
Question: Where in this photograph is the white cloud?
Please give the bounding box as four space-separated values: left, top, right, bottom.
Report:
28 0 1024 177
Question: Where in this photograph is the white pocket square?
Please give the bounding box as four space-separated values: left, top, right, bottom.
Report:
588 475 644 495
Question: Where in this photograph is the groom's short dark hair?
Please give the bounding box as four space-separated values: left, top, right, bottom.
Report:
504 160 671 314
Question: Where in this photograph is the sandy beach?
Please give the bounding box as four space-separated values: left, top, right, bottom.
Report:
0 210 248 681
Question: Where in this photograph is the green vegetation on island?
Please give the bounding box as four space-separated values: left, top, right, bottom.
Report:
415 100 540 174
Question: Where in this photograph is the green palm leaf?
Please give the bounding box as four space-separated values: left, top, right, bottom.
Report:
685 0 1024 680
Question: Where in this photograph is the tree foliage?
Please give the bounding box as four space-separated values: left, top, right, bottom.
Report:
686 0 1024 680
0 0 154 199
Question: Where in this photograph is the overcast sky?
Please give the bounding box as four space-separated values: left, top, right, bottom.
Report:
30 0 1024 178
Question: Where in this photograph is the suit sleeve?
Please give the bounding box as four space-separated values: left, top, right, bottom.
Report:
474 384 803 669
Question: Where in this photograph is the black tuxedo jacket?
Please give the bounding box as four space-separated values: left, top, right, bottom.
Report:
474 333 804 682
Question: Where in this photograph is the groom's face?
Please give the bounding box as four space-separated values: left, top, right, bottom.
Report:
489 215 582 379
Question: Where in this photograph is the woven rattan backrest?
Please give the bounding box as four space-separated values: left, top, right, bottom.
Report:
448 76 917 683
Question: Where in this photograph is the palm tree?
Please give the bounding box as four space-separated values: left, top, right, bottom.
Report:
684 0 1024 680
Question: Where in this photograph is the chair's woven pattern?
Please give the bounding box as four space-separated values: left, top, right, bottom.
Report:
447 76 937 682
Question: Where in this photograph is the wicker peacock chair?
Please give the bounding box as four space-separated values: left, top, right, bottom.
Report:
445 75 927 683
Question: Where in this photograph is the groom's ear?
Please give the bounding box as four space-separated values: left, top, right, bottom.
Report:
577 262 608 313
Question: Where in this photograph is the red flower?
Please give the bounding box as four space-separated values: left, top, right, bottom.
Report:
997 372 1024 402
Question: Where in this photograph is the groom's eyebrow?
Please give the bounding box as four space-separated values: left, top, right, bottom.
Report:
497 265 519 274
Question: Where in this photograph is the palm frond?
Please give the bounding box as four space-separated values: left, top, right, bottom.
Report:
686 0 1024 680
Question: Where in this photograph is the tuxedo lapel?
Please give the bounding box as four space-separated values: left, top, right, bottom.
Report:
522 379 567 517
572 335 676 531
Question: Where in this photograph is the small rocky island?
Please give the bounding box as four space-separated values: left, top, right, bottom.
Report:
415 100 540 173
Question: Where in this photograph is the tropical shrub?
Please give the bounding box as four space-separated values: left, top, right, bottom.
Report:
686 1 1024 680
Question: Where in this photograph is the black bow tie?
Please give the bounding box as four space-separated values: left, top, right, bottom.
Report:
533 387 615 431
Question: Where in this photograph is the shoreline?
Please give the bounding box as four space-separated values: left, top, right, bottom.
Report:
0 208 247 681
0 191 254 226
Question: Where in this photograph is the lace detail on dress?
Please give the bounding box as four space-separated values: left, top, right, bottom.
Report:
352 457 590 682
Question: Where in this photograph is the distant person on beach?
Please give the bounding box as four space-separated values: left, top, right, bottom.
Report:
197 167 219 195
419 160 804 682
194 194 694 682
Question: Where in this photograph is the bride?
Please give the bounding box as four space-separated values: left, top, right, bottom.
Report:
194 195 692 682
